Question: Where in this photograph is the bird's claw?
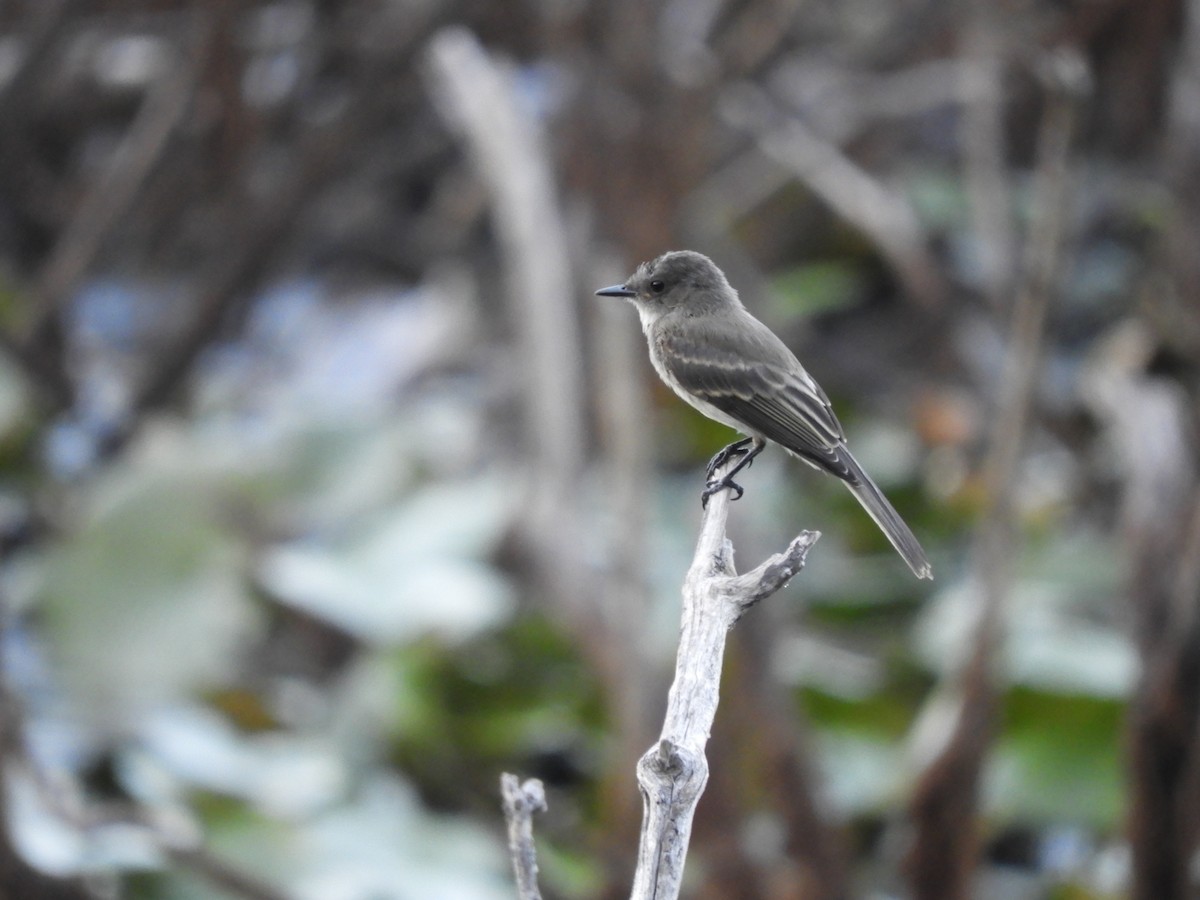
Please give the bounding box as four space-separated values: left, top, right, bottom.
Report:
702 436 764 508
704 437 754 481
701 476 745 508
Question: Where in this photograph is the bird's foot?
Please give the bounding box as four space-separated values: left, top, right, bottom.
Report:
701 474 745 508
700 437 766 509
704 437 755 481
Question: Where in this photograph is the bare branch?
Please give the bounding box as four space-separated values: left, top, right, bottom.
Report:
630 467 819 900
725 531 821 614
25 30 198 341
906 47 1087 900
500 774 547 900
959 6 1016 305
719 83 948 307
424 30 588 614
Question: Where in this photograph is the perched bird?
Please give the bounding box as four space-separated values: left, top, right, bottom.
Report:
596 250 932 580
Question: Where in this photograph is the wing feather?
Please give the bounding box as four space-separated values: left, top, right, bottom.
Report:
656 315 861 483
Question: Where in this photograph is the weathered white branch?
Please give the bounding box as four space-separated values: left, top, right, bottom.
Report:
500 774 547 900
425 28 587 610
719 82 946 307
630 473 819 900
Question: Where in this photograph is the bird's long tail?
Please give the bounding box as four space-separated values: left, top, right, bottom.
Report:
841 453 932 580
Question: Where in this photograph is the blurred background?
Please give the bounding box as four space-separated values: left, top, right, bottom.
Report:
0 1 1197 898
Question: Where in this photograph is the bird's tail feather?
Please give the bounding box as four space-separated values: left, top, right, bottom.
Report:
842 455 932 580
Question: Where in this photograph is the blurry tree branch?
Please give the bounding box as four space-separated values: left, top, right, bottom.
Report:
3 25 201 414
0 655 89 899
906 49 1087 900
23 25 199 349
719 82 948 307
427 35 668 891
721 617 853 900
0 0 71 122
1084 321 1200 899
1160 0 1200 353
500 774 547 900
631 464 819 900
959 6 1016 306
587 251 658 862
104 6 446 456
424 28 586 604
0 0 87 409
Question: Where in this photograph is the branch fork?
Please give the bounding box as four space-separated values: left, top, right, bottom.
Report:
631 469 819 899
499 465 819 900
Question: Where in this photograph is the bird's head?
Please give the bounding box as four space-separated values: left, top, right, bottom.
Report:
595 251 736 319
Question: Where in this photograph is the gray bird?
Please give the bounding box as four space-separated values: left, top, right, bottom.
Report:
596 250 932 580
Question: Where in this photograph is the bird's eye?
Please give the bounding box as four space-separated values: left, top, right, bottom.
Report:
649 280 665 294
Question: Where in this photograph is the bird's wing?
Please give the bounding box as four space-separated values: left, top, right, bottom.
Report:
657 315 859 482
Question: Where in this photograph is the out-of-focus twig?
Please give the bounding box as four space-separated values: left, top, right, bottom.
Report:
500 774 547 900
905 49 1088 900
0 0 72 122
24 30 199 344
959 4 1015 306
587 250 659 850
723 616 853 900
1157 0 1200 356
719 82 948 307
425 27 586 605
78 5 449 462
0 0 94 410
1083 318 1200 899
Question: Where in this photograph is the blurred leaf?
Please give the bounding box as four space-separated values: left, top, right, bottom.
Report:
389 615 605 813
259 475 516 644
0 352 33 443
535 838 606 899
905 168 970 230
914 535 1132 698
182 774 512 900
988 690 1123 828
801 684 919 739
289 776 511 900
37 438 260 718
1005 611 1133 698
814 731 904 815
125 705 347 818
770 261 867 319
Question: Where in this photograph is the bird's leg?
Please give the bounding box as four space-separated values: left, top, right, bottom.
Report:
704 436 755 481
701 437 765 508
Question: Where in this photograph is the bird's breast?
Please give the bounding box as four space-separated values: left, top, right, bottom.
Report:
646 326 755 437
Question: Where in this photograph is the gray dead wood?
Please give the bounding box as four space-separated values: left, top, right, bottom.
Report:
630 467 819 900
500 774 548 900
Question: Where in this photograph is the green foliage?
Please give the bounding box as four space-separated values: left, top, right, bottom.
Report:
390 614 607 815
769 260 868 319
990 689 1124 828
801 676 925 740
36 443 259 718
905 168 972 230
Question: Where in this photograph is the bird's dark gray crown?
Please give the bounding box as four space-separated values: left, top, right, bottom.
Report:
631 250 729 296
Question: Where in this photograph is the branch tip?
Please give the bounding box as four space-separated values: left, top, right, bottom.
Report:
500 773 546 900
501 773 547 816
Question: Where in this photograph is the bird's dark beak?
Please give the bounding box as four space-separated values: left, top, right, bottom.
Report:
595 284 636 298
